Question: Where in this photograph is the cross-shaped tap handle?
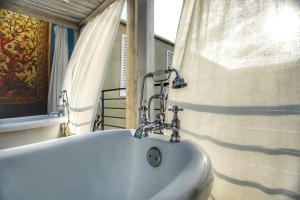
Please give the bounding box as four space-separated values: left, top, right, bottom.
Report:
139 106 148 112
168 105 184 113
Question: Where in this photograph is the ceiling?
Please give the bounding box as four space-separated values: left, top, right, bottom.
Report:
0 0 109 29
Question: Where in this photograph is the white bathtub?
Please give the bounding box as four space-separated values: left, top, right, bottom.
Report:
0 129 213 200
0 115 67 149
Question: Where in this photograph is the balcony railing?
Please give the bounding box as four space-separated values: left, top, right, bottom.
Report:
93 88 126 131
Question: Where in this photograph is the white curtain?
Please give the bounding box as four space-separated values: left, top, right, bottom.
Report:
48 25 68 113
62 0 124 134
169 0 300 200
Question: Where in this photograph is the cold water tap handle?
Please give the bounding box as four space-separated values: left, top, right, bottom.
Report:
168 105 184 114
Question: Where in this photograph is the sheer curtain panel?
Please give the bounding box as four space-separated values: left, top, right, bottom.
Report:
62 0 125 134
48 25 68 113
169 1 300 199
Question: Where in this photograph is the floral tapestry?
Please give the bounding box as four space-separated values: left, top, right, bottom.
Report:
0 9 49 103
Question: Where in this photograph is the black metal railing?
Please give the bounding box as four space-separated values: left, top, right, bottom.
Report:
93 88 126 131
101 88 126 130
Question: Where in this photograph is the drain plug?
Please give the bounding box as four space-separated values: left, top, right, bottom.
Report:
147 147 162 167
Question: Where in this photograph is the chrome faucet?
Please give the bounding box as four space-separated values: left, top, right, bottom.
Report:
138 67 187 123
49 90 71 136
134 105 184 143
134 67 187 142
49 90 69 118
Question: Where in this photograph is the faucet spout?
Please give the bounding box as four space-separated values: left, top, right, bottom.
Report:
134 126 145 139
134 121 161 139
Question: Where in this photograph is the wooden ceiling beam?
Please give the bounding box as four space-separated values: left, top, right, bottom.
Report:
0 1 79 30
79 0 116 27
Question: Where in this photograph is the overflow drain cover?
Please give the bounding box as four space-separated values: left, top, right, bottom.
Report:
147 147 162 167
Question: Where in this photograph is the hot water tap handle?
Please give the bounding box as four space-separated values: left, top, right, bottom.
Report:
168 105 184 114
168 105 183 143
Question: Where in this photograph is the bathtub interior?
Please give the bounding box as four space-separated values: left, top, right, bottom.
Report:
0 130 200 200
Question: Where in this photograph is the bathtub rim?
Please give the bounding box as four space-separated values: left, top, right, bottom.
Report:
0 115 68 133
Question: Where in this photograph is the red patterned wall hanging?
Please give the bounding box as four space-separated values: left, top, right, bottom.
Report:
0 9 49 103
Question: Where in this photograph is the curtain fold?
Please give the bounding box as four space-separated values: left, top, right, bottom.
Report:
169 0 300 199
62 0 124 134
48 25 68 113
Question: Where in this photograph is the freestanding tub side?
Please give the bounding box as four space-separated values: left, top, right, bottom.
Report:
0 129 213 200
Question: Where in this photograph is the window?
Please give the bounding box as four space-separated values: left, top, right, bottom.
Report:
120 34 127 96
167 50 174 68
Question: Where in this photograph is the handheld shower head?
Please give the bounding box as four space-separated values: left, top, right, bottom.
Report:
172 75 187 89
139 67 187 124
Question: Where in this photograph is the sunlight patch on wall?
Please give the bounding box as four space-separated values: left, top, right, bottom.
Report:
192 2 300 70
264 6 299 41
